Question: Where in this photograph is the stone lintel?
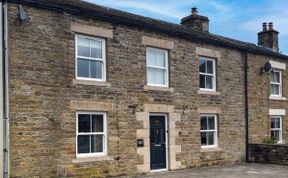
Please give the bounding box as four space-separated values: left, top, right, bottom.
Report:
269 109 286 116
71 23 113 38
142 36 174 49
270 60 286 70
196 47 221 59
70 101 112 111
197 106 222 114
144 104 175 113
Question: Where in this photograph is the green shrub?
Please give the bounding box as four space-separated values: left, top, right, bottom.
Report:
262 137 277 144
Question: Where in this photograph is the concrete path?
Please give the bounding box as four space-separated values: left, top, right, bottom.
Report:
135 163 288 178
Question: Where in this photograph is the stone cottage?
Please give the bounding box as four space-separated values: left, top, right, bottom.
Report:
0 0 287 177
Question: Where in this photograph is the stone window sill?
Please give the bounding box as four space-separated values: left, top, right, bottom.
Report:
269 96 286 101
198 90 221 95
72 155 113 163
200 147 221 152
73 79 111 87
144 85 174 92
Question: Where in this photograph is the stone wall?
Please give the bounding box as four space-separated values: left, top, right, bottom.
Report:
7 1 287 177
248 144 288 165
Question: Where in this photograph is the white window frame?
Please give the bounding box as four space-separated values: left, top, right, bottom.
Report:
75 35 106 82
200 114 218 148
76 112 107 158
270 116 283 144
199 57 216 92
270 69 282 97
146 47 169 87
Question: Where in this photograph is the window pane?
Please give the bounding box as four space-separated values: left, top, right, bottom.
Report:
200 74 205 88
208 117 215 130
90 60 103 79
274 118 280 128
207 60 213 74
271 130 280 141
77 58 90 78
147 68 165 85
91 40 102 58
271 72 276 82
147 49 156 66
78 38 90 57
201 132 207 145
199 59 206 73
270 84 279 95
207 132 214 145
271 118 275 128
275 72 280 83
78 114 90 133
147 68 156 84
156 51 166 68
206 76 213 89
92 114 104 132
77 135 90 153
155 69 165 85
200 117 207 130
271 71 281 83
91 135 103 153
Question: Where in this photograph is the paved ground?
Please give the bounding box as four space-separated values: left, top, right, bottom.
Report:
135 163 288 178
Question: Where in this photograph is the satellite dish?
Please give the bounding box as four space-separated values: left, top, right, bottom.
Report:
260 62 272 74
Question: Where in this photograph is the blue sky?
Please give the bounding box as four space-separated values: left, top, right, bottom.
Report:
85 0 288 54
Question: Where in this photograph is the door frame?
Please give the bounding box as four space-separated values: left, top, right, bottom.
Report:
149 113 169 172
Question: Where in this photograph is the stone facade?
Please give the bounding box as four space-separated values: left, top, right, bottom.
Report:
5 1 288 177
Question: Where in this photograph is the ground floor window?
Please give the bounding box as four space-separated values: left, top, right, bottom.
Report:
270 116 282 144
77 112 107 157
200 114 218 148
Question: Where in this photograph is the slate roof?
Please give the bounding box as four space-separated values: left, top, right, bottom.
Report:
8 0 288 59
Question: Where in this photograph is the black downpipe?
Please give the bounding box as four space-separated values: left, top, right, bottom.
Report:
244 50 249 162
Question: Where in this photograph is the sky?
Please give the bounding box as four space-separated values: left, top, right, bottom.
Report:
84 0 288 54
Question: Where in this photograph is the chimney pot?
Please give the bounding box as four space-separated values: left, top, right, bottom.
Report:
262 22 267 31
192 7 198 15
268 22 273 30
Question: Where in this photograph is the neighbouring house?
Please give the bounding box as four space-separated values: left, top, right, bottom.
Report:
0 0 287 177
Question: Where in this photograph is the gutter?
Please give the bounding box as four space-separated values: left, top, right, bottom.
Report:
243 50 249 162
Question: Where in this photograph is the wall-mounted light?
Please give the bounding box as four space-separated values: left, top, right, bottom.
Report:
260 62 272 75
17 4 30 23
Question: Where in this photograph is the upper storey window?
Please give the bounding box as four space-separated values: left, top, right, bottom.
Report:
146 47 169 87
270 69 282 97
76 35 106 81
199 57 216 91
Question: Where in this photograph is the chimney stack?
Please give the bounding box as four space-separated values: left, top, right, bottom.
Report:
181 7 209 33
258 22 279 51
192 7 198 15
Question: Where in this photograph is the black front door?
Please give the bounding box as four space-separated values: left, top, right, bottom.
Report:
150 115 167 170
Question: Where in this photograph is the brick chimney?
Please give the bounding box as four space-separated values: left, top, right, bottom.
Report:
181 7 209 33
258 22 279 51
